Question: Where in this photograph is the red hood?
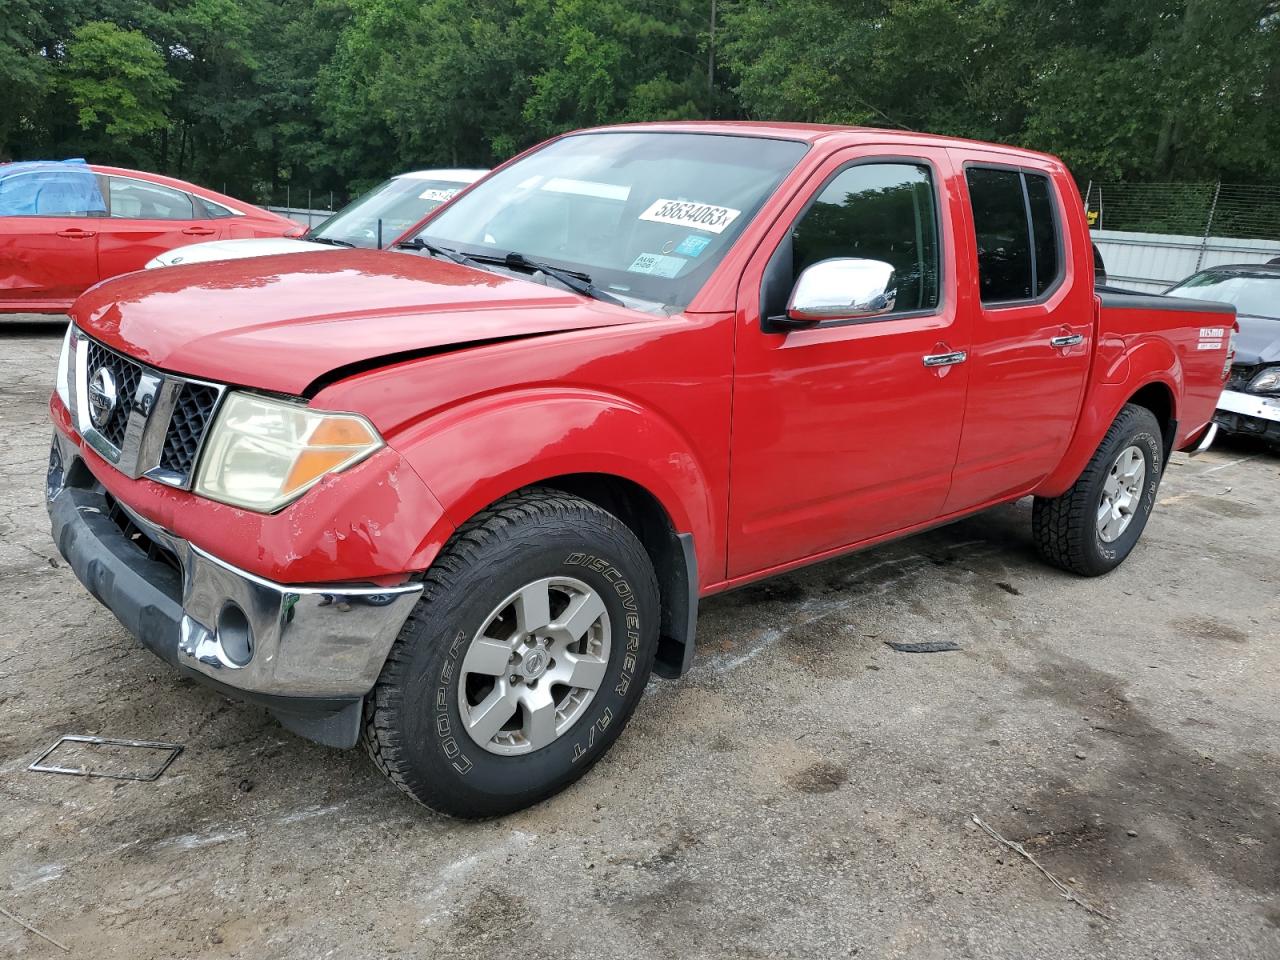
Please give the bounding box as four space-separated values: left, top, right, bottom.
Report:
70 250 645 395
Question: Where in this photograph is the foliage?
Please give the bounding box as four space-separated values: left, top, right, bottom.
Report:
0 0 1276 200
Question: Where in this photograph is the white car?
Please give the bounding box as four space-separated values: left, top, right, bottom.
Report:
145 168 487 268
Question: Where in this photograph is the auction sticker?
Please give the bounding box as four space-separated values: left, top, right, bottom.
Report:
419 187 460 202
627 252 685 278
639 198 741 234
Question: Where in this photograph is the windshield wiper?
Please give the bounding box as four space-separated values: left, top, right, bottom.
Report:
308 236 355 248
395 237 482 269
468 251 625 306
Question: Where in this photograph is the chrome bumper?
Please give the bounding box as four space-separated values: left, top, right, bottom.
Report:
47 430 422 705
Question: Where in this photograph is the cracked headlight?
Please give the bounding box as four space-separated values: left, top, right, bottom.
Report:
1248 367 1280 395
194 392 383 512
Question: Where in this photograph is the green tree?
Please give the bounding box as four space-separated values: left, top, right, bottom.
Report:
61 21 177 153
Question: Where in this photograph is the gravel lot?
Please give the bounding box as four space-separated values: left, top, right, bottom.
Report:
2 316 1278 959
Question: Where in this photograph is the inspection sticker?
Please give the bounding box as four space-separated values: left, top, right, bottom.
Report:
627 252 685 278
639 198 741 234
675 234 711 257
419 187 460 202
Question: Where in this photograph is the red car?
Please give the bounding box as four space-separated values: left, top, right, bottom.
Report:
47 123 1233 817
0 160 301 313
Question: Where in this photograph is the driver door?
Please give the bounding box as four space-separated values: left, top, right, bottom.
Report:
727 146 972 578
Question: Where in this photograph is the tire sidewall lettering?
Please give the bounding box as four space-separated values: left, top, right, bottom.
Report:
431 550 646 779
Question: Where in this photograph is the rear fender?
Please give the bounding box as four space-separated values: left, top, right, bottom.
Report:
1035 336 1180 498
391 388 719 588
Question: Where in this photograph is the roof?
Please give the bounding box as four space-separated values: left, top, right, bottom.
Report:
574 120 1066 165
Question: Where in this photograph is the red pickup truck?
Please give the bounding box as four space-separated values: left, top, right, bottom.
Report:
48 123 1233 817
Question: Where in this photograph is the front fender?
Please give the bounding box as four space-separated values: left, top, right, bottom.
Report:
389 388 721 586
1035 335 1181 498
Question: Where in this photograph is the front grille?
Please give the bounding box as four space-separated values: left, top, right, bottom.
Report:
76 331 225 487
159 383 221 476
83 338 143 448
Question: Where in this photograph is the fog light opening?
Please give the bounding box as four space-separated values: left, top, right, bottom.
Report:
217 602 254 667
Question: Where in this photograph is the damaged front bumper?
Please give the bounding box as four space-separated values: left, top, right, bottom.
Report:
1215 389 1280 443
46 430 422 747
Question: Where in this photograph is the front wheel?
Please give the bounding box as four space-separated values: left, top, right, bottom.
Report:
363 489 659 818
1033 403 1164 576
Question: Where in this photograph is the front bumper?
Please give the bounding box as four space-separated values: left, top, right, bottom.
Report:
46 430 422 747
1216 389 1280 442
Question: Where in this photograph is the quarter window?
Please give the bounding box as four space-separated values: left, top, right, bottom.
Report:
108 178 196 220
966 167 1062 303
788 162 940 314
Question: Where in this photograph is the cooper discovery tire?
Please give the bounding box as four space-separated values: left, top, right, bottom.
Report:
363 488 660 818
1032 403 1164 576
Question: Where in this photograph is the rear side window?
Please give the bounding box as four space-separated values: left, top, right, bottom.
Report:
789 162 940 313
108 178 196 220
0 170 106 217
200 198 238 218
966 167 1062 304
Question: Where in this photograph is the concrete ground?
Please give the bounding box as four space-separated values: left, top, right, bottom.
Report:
1 315 1278 960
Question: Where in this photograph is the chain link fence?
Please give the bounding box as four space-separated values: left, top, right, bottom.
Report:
1083 182 1280 292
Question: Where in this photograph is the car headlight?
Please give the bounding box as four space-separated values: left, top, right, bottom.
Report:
193 392 383 512
55 325 74 409
1248 367 1280 394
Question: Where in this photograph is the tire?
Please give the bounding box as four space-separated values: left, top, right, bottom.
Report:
363 488 660 818
1033 403 1164 577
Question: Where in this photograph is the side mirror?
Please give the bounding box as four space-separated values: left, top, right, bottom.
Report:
776 258 897 328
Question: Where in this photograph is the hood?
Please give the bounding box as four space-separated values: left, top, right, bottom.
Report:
146 237 332 268
1233 314 1280 366
71 249 646 396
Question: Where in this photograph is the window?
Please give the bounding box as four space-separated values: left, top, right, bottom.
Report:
108 178 195 220
0 169 106 217
422 132 808 310
775 162 940 316
965 167 1062 304
200 198 238 219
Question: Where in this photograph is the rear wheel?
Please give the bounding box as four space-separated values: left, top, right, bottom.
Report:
363 488 659 818
1033 403 1164 576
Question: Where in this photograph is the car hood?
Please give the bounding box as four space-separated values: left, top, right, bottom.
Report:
72 249 646 395
1233 314 1280 366
146 237 333 268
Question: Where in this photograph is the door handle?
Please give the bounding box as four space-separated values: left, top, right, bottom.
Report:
922 351 967 367
1050 334 1084 348
182 227 217 236
56 229 96 239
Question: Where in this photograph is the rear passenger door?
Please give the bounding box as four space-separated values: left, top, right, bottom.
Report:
98 176 224 278
941 155 1094 512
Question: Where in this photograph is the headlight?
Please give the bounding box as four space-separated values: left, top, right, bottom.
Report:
1249 366 1280 394
55 325 74 409
194 392 383 512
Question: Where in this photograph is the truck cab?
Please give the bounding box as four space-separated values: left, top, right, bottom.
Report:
47 123 1233 817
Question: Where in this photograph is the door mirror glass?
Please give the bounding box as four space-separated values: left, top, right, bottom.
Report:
786 258 897 323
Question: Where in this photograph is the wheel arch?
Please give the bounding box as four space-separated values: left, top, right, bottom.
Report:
394 390 716 678
1036 373 1180 499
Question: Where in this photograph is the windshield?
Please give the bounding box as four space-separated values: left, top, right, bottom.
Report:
416 132 809 310
1169 270 1280 320
310 177 470 247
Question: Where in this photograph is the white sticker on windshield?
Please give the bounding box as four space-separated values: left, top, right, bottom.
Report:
638 198 741 234
627 252 685 278
419 187 460 202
